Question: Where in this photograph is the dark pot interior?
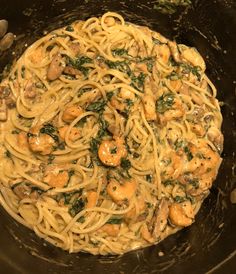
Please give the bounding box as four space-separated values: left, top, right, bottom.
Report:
0 0 236 273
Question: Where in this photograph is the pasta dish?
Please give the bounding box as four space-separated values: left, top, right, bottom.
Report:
0 12 223 255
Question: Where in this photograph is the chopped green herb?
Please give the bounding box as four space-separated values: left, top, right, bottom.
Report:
110 147 117 154
48 155 55 164
167 71 181 80
112 48 129 56
125 98 134 107
21 66 26 78
131 72 147 91
31 186 45 195
57 142 66 150
27 132 36 138
90 138 100 154
65 25 74 32
86 99 106 113
120 158 131 170
146 174 153 182
106 217 123 224
156 93 175 113
11 129 20 134
180 63 201 81
75 116 87 128
163 179 175 186
106 91 114 101
40 123 59 143
66 55 92 77
189 178 199 188
68 169 75 178
46 45 55 51
60 189 83 205
174 195 186 203
174 139 184 150
78 216 85 223
184 146 193 161
136 56 155 72
105 60 132 76
5 150 11 158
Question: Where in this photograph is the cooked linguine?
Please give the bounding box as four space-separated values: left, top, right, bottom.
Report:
0 12 223 255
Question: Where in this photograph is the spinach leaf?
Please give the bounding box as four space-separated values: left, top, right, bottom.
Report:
65 25 74 32
86 100 106 113
66 55 92 77
112 48 129 56
61 189 83 205
40 123 59 142
180 63 201 81
105 60 132 76
69 198 85 217
131 72 147 91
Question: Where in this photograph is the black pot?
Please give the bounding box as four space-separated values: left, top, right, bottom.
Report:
0 1 236 273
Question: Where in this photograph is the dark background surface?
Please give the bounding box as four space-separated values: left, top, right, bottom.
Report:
0 0 236 273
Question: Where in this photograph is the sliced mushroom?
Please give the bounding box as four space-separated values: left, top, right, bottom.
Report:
47 54 65 81
149 198 169 240
0 19 8 38
0 32 14 51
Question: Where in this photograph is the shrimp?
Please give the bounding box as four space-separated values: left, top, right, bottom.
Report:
169 200 194 227
106 179 136 204
159 99 185 124
207 126 224 153
98 136 127 167
153 44 170 64
160 151 183 180
59 126 80 141
119 88 135 100
125 196 146 223
17 132 29 149
190 123 205 137
169 79 182 92
27 126 55 155
110 96 125 112
168 41 181 63
100 224 120 237
184 140 221 176
104 16 116 27
43 165 69 188
47 54 65 81
62 105 83 123
181 47 206 71
142 94 157 121
86 191 97 208
29 46 44 64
